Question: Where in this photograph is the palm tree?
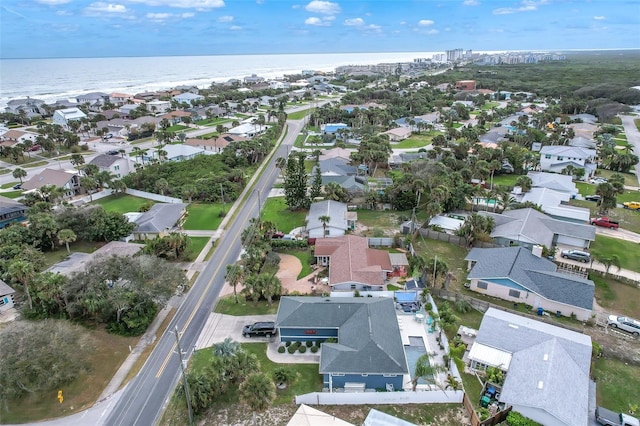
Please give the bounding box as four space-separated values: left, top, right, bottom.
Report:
70 153 85 174
57 229 77 254
212 337 240 358
259 273 282 306
12 167 27 184
225 264 243 304
238 373 276 425
155 178 169 196
6 259 36 310
410 354 444 391
318 215 331 237
80 176 97 201
593 253 621 277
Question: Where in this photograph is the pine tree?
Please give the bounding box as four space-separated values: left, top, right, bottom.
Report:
310 166 323 200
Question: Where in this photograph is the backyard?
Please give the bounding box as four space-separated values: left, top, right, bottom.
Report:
95 194 153 214
183 203 225 230
593 357 640 414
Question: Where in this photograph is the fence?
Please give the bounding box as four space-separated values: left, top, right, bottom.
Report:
463 393 512 426
295 389 463 405
368 237 395 247
70 189 114 205
418 229 497 249
125 188 183 203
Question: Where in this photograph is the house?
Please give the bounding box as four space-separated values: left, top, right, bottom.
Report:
511 188 590 223
52 108 87 128
527 172 577 195
0 129 38 146
227 123 265 138
146 100 171 115
287 404 353 426
314 235 393 291
132 203 187 240
539 146 596 178
0 196 28 229
22 168 80 199
318 157 357 176
382 127 412 142
185 134 246 153
468 308 591 426
322 123 350 135
119 104 140 118
465 246 594 320
47 241 143 276
307 201 357 238
152 144 206 162
172 92 204 105
160 110 192 124
4 97 46 117
321 176 366 193
455 80 476 90
481 208 595 250
0 279 16 312
243 74 265 84
388 152 429 169
76 92 109 109
110 93 134 106
88 154 133 179
276 297 408 391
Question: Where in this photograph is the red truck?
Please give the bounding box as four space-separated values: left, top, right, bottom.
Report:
590 217 620 229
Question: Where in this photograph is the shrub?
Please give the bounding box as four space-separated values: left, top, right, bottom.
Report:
298 346 307 353
506 411 543 426
278 346 286 353
293 341 301 349
306 340 313 347
310 346 319 353
273 367 296 384
287 345 296 354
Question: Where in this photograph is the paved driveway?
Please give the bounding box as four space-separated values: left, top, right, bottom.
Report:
195 313 276 349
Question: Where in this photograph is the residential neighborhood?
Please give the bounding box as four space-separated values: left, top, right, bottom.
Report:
1 51 639 426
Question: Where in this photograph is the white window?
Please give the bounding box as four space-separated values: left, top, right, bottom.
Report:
477 281 488 290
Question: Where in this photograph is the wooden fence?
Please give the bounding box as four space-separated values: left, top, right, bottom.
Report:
418 228 498 249
463 393 512 426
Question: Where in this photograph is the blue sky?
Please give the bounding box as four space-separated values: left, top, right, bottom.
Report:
1 0 638 58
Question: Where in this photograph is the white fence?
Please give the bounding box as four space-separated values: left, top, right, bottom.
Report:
70 189 113 205
125 188 182 203
296 389 463 405
330 291 395 298
368 237 395 247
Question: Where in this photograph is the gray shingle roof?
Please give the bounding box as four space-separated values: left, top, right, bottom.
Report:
476 308 591 426
307 200 348 233
134 203 186 233
466 246 594 310
276 297 408 375
89 154 120 168
319 158 356 176
0 279 16 296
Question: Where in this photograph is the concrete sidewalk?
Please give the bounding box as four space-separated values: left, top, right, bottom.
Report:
555 245 640 282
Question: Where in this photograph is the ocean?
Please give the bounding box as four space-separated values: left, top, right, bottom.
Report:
0 51 442 108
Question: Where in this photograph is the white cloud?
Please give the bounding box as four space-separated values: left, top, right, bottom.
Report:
444 27 451 31
85 2 128 14
36 0 72 4
463 0 479 5
493 0 548 15
229 25 242 30
292 4 301 9
365 24 381 32
323 15 335 21
256 0 264 3
305 16 330 26
426 29 439 35
399 21 406 25
217 15 234 22
593 15 606 20
127 0 224 9
344 17 364 26
147 12 170 19
182 12 194 17
56 10 73 15
145 11 194 21
305 1 341 15
418 19 434 26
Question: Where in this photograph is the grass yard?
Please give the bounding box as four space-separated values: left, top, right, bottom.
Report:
411 237 470 285
391 137 431 149
186 236 211 261
593 169 639 187
569 199 640 234
294 134 307 148
287 109 312 120
590 235 640 272
592 274 640 318
490 174 520 187
1 326 138 424
214 294 279 315
24 160 48 168
355 209 411 230
285 249 313 279
261 196 307 233
0 169 10 175
1 181 19 189
41 240 106 268
0 190 23 199
195 117 232 127
166 124 189 132
183 203 225 230
95 194 154 214
593 357 640 414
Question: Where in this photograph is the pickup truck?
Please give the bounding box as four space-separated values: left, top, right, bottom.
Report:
623 201 640 210
596 406 640 426
591 217 620 229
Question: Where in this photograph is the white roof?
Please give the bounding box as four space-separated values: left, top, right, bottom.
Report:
288 404 353 426
428 215 464 231
468 342 512 370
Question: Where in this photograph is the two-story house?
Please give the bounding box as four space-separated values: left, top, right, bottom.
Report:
52 108 87 129
22 168 81 200
89 154 133 179
539 146 596 179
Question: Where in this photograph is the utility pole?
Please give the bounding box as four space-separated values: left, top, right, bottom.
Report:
433 255 438 288
220 183 225 213
174 326 194 426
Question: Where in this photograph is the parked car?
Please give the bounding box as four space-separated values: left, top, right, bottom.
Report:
242 322 277 338
590 217 619 229
590 177 608 184
103 133 114 139
607 315 640 336
585 194 601 202
270 231 285 239
29 144 41 152
560 250 591 263
596 406 640 425
12 183 21 190
107 150 120 155
623 201 640 210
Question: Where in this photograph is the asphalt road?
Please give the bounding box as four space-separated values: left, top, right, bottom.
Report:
620 115 640 186
105 119 303 426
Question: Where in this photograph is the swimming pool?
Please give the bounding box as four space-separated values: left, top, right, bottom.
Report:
404 337 434 385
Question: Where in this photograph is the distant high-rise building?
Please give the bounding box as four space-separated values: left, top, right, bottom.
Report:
446 48 464 62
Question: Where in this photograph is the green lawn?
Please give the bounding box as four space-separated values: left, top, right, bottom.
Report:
590 235 640 272
195 117 232 126
592 274 640 318
391 137 431 149
569 199 640 234
1 190 23 199
285 249 313 279
24 161 49 168
411 237 470 286
186 236 210 261
214 294 279 315
166 124 189 132
490 174 520 187
261 197 307 233
592 170 639 187
481 102 500 110
355 209 411 230
593 357 640 414
1 181 19 189
294 134 306 148
183 203 225 230
95 194 154 214
287 109 312 120
0 169 10 175
577 181 640 203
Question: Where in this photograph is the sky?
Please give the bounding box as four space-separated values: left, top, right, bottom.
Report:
0 0 638 59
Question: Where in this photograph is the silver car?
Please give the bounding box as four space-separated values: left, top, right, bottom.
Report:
560 250 591 263
607 315 640 336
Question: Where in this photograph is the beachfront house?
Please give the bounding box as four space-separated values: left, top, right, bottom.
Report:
276 296 408 392
146 100 170 115
172 92 204 106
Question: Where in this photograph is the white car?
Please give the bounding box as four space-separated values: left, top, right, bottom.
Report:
607 315 640 336
590 177 607 184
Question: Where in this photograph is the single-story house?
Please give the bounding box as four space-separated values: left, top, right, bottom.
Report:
465 246 594 320
276 296 408 391
388 253 409 278
172 92 204 105
321 175 366 193
76 92 109 109
133 203 187 240
319 157 357 176
185 134 246 153
0 279 16 312
147 144 206 162
314 235 393 291
527 172 577 195
322 123 350 135
146 100 170 115
307 200 356 239
318 148 353 162
160 110 192 124
227 123 264 138
89 154 133 179
0 196 28 229
22 168 80 200
511 187 590 223
0 129 38 146
468 308 591 426
52 108 87 128
46 241 143 276
119 104 140 117
382 127 412 142
480 208 595 250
